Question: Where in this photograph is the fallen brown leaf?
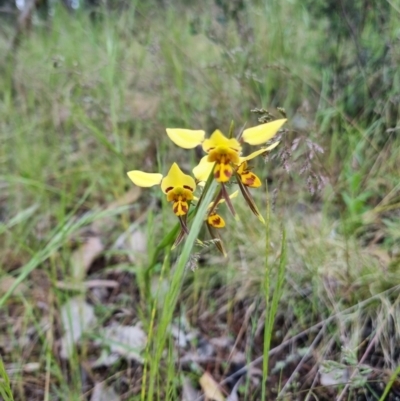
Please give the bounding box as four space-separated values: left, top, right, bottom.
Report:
71 236 104 280
199 372 225 401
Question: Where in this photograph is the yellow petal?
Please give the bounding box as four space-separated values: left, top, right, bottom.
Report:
240 171 262 187
166 128 205 149
166 187 193 202
192 156 214 182
160 163 196 194
173 200 189 216
214 162 233 183
239 141 280 163
207 214 225 228
242 119 287 145
127 170 163 187
202 130 241 153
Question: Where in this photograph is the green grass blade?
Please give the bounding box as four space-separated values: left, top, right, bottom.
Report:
0 356 14 401
145 179 218 400
378 365 400 401
261 189 287 400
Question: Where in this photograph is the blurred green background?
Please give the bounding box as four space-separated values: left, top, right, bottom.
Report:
1 1 400 400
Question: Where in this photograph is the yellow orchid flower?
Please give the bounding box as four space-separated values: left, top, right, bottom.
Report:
192 141 279 224
166 119 286 184
203 130 241 182
193 141 280 186
127 163 196 217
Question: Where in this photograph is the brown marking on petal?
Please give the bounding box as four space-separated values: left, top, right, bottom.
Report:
173 201 188 216
208 214 225 228
165 186 173 193
214 169 220 179
181 203 188 214
183 185 193 191
217 165 232 183
212 217 221 225
245 175 256 186
224 169 232 178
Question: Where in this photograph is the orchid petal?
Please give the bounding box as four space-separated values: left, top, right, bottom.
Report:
127 170 163 187
166 128 205 149
192 156 214 182
240 171 262 188
242 119 287 145
202 129 241 153
207 214 226 228
239 141 280 164
160 163 196 194
214 162 233 182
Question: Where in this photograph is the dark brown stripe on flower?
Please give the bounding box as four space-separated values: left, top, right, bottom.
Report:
212 217 221 225
245 176 256 186
165 186 173 193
